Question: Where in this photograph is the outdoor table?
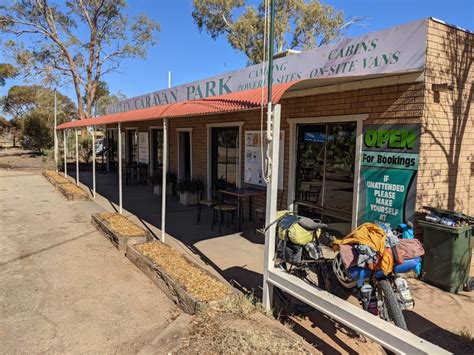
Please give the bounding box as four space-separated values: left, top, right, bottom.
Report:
219 187 266 231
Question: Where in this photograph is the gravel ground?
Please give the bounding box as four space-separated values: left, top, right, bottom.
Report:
0 148 55 170
0 169 178 353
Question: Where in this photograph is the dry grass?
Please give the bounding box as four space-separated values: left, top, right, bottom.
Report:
175 294 311 354
137 242 231 302
100 212 147 237
61 182 88 197
43 170 88 198
459 327 474 345
43 170 71 185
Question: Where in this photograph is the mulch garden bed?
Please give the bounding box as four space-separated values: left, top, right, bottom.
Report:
126 241 232 314
42 169 89 201
91 212 153 251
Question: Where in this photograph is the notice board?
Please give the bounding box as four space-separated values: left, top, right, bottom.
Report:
244 131 284 189
358 124 420 227
138 132 149 163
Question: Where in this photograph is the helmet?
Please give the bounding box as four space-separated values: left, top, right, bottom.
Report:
332 253 357 288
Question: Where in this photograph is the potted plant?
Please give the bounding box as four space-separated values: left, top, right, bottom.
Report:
176 177 204 206
151 170 176 196
167 172 177 195
150 172 162 196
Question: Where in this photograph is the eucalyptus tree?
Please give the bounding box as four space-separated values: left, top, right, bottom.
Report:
192 0 362 65
0 0 160 120
0 63 17 86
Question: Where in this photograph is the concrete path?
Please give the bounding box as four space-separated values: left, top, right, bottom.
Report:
0 170 177 353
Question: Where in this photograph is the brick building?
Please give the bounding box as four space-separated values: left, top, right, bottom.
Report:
58 18 473 236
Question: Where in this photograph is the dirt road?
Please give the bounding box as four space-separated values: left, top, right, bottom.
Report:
0 170 177 353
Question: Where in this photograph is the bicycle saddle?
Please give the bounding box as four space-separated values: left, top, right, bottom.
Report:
298 217 327 231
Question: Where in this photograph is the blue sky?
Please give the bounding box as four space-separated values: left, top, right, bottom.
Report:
1 0 473 102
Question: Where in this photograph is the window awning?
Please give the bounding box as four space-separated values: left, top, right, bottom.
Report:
57 82 297 130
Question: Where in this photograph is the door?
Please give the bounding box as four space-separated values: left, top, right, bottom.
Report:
178 131 191 179
127 129 138 164
106 129 118 172
211 127 239 189
151 128 163 176
295 122 356 235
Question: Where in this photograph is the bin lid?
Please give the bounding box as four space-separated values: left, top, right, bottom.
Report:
423 206 474 224
418 219 473 233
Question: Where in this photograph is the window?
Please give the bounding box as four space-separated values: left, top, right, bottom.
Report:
211 127 239 188
151 129 163 174
127 130 138 164
295 122 356 227
106 129 118 171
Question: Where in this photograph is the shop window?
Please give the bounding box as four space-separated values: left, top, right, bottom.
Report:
295 122 356 233
211 127 239 188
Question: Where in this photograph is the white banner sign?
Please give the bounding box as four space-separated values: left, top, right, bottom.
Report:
244 131 284 189
108 20 427 114
138 132 149 163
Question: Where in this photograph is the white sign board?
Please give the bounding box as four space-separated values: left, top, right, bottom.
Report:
244 131 284 189
138 132 149 163
108 20 427 114
120 132 125 159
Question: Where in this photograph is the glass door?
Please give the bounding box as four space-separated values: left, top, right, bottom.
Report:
151 129 163 175
106 129 118 172
295 122 356 235
127 129 138 164
211 127 239 189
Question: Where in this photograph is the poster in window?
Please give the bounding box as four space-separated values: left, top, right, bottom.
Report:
244 131 284 189
138 132 149 163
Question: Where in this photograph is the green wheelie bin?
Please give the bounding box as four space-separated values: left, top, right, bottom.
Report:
419 218 473 294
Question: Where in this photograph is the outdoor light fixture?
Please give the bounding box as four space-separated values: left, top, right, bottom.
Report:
432 83 454 92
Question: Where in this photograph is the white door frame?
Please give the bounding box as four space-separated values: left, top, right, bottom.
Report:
149 125 164 177
176 128 193 179
206 121 244 198
287 114 368 228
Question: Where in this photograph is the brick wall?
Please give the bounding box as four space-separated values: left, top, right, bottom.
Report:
108 19 473 230
118 80 425 220
419 20 474 216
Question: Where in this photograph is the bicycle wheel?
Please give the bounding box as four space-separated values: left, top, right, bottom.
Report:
273 285 313 314
378 279 408 330
273 264 313 313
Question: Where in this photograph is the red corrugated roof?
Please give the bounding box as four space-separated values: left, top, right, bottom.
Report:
57 82 296 129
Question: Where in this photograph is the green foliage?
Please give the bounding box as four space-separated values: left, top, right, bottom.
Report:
176 177 205 194
192 0 359 64
0 1 159 118
0 63 17 86
84 81 127 116
21 111 52 152
2 85 76 129
0 115 10 130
